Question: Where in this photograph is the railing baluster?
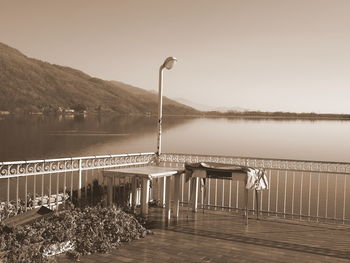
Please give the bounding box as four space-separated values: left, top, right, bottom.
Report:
316 172 320 220
41 174 44 208
181 173 184 204
113 175 117 205
267 170 271 214
214 179 218 210
187 177 191 204
89 169 91 202
78 159 82 200
85 169 88 201
33 174 36 206
207 178 211 208
91 168 94 204
63 171 67 206
300 171 303 218
229 180 232 210
308 172 312 219
201 179 204 209
275 170 279 214
236 181 239 210
221 180 225 210
254 159 259 215
283 170 287 217
49 172 52 209
70 168 73 201
56 172 59 210
260 187 263 215
7 178 10 203
334 174 338 220
16 176 19 212
325 173 329 219
252 187 255 214
291 171 295 217
25 175 28 212
343 174 347 222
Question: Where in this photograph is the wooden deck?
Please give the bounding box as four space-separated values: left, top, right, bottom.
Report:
57 207 350 262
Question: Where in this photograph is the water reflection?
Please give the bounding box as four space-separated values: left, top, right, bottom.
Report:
0 115 349 162
0 115 193 161
162 118 350 162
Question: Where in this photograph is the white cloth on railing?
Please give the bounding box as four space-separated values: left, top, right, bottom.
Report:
245 168 268 190
192 169 207 178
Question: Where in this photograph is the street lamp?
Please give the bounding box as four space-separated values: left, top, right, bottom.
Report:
156 56 177 164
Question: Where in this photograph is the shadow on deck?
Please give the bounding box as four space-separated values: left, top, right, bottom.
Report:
57 207 350 263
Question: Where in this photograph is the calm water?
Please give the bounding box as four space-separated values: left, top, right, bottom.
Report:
1 115 350 218
0 115 349 163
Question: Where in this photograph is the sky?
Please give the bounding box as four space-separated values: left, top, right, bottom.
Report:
1 0 350 113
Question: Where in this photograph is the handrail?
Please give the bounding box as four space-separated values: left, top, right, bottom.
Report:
161 153 350 175
162 152 350 165
0 152 156 165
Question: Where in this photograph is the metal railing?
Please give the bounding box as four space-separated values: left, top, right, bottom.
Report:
1 152 350 223
159 153 350 223
0 152 155 213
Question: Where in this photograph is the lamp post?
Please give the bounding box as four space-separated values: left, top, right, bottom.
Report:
156 57 177 164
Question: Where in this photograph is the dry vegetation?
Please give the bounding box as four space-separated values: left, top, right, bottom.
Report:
0 206 148 262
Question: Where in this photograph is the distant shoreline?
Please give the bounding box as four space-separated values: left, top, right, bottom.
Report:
1 111 350 121
200 115 350 121
198 111 350 121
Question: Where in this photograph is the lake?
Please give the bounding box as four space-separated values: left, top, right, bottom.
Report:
1 114 349 219
0 114 349 163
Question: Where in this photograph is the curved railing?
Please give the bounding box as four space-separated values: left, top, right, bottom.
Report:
0 152 156 214
159 153 350 223
1 152 349 223
0 153 156 178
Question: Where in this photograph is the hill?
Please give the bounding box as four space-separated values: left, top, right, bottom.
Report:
0 42 198 115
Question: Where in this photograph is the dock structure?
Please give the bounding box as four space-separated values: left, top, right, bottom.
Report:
1 152 350 262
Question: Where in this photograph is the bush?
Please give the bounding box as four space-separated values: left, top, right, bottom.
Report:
0 206 147 262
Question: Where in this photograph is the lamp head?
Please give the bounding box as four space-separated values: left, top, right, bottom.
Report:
162 57 177 70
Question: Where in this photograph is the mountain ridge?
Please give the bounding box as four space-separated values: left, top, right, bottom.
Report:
0 42 198 115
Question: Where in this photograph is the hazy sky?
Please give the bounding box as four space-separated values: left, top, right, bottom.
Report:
1 0 350 113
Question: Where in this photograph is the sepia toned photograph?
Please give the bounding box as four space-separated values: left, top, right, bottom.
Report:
0 0 349 262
